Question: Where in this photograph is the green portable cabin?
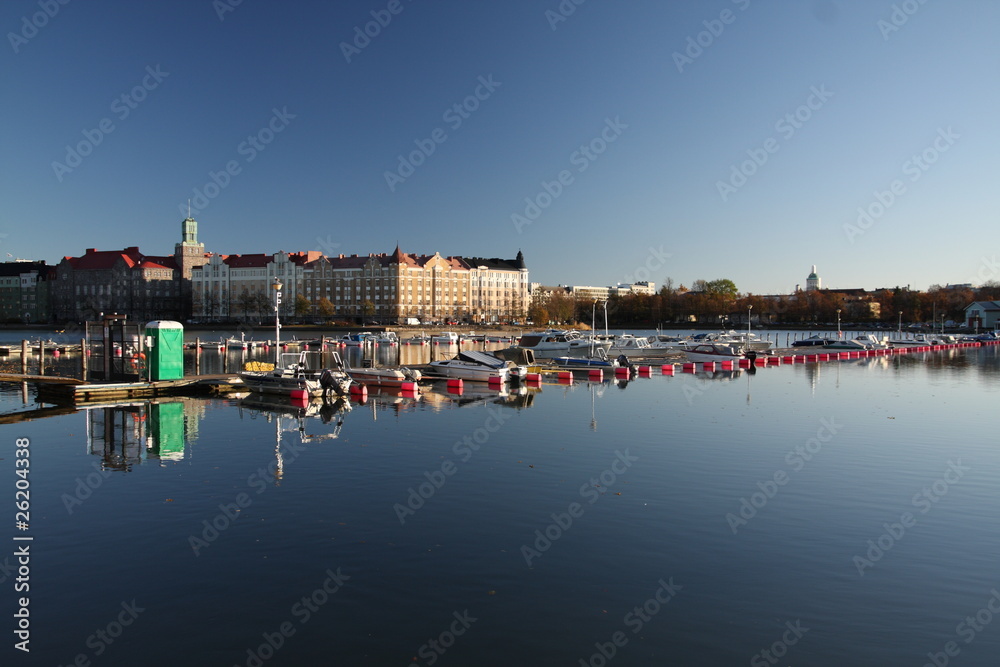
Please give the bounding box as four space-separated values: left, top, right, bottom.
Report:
145 320 185 380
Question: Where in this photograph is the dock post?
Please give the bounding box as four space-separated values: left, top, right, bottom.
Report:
21 340 27 375
224 350 229 374
39 340 45 375
195 337 201 376
80 338 87 380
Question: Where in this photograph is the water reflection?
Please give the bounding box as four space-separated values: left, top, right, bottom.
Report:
82 398 205 470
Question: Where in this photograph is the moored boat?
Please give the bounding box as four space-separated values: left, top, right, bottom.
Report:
240 351 353 397
683 343 750 363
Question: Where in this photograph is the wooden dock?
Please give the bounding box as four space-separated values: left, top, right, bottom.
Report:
0 373 247 405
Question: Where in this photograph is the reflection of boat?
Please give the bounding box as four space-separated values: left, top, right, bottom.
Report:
239 351 353 397
238 394 352 442
683 343 749 363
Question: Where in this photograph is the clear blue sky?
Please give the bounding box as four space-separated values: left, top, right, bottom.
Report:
2 0 997 294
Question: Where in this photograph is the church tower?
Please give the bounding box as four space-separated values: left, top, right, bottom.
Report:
175 214 209 318
806 265 821 291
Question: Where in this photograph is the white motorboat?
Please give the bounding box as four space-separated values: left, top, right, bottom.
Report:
516 329 591 352
607 334 675 358
240 351 354 397
823 334 889 350
646 334 691 351
431 331 459 345
345 362 421 389
339 332 374 346
427 350 526 382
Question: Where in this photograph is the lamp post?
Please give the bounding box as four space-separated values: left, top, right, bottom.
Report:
837 309 842 338
273 277 283 364
747 304 752 340
898 311 903 335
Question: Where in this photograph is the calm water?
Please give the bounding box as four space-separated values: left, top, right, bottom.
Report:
1 340 999 666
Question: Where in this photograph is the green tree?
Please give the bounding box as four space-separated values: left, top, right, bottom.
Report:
294 295 312 319
318 297 335 319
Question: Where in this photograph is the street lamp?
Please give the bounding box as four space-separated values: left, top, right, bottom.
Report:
747 304 752 340
837 309 842 337
898 311 903 335
273 277 283 364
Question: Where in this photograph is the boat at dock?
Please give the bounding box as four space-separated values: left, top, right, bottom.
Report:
427 350 526 382
683 343 752 363
239 351 354 397
824 334 889 350
606 334 674 358
792 335 834 347
345 361 421 389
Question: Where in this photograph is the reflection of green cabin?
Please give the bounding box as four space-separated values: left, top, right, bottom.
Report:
145 320 184 380
149 402 185 461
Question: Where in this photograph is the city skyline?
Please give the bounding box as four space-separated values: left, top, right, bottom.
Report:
3 0 998 294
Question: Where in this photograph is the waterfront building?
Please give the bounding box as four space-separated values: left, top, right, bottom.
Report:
964 301 1000 330
0 261 52 323
194 246 528 324
53 247 182 322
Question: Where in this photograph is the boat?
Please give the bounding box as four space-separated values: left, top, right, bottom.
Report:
339 332 374 346
606 334 674 358
551 346 627 369
372 331 399 345
823 334 889 350
516 329 592 352
240 351 354 397
402 334 430 345
431 331 459 345
792 334 834 347
646 334 691 351
427 350 526 382
345 361 422 389
683 343 751 363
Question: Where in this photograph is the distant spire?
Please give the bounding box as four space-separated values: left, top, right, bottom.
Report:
188 199 191 219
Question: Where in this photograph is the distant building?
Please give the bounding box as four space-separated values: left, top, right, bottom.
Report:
53 247 182 322
964 301 1000 329
806 265 821 291
0 261 52 323
193 246 528 324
